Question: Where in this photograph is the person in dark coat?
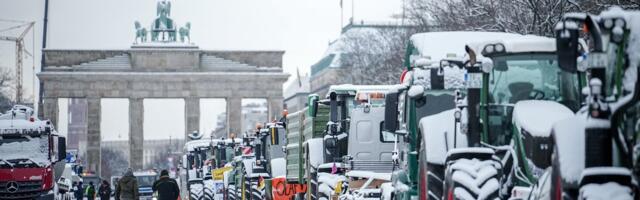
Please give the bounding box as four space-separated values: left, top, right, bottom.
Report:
86 182 96 200
98 180 112 200
152 170 180 200
74 181 84 200
115 168 139 200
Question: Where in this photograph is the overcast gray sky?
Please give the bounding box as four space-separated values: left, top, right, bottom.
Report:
0 0 403 140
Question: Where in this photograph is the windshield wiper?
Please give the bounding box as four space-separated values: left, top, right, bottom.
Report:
0 159 14 168
15 158 43 167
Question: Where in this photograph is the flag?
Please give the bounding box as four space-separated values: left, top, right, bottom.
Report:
334 180 343 194
243 147 252 155
331 163 337 174
296 67 302 87
258 176 265 189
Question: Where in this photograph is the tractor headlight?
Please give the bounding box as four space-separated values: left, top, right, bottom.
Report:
494 43 505 52
615 18 625 28
484 45 494 54
604 18 614 29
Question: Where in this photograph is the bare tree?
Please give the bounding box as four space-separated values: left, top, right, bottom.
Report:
407 0 639 36
0 68 15 111
339 26 419 85
101 147 129 179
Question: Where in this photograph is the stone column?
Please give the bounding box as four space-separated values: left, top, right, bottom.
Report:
86 98 101 176
185 97 200 140
129 98 144 170
268 97 284 122
227 96 242 137
42 97 58 127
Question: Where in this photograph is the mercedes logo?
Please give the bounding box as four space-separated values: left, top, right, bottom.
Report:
6 181 18 193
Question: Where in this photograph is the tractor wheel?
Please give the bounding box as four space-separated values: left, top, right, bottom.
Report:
443 158 500 200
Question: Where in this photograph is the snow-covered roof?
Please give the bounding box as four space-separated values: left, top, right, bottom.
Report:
345 171 391 181
134 171 158 176
410 31 525 61
327 84 397 97
184 140 212 152
283 75 310 99
512 100 574 137
466 35 556 56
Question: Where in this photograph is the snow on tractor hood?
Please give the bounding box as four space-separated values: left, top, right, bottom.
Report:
552 112 586 185
419 109 468 165
512 100 573 137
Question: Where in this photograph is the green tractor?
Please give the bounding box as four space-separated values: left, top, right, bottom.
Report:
436 35 585 199
383 31 533 200
531 8 640 200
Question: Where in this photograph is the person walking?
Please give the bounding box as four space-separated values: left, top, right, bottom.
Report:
74 181 84 200
115 168 139 200
86 182 96 200
98 180 112 200
152 170 180 200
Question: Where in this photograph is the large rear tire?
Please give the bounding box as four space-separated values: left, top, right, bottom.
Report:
443 158 500 200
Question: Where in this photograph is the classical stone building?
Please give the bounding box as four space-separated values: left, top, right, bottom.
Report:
38 45 288 175
310 22 416 97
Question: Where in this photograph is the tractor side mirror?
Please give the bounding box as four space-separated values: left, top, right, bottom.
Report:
308 94 319 118
220 147 227 162
329 92 338 122
555 20 580 73
182 155 188 169
384 91 399 132
57 137 66 162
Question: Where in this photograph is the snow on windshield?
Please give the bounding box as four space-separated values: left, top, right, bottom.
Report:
0 136 50 166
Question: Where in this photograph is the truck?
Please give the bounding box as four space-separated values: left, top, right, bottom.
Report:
304 84 396 200
0 105 66 200
134 171 158 200
284 102 329 200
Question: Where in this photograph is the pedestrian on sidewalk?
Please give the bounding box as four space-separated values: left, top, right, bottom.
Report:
115 168 139 200
74 181 84 200
98 179 112 200
86 182 96 200
152 170 180 200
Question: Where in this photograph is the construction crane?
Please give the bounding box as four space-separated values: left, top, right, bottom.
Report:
0 20 35 104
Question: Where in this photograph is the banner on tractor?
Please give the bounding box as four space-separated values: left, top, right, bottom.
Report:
212 166 233 180
271 177 307 200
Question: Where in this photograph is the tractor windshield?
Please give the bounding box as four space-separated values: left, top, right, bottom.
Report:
486 53 580 145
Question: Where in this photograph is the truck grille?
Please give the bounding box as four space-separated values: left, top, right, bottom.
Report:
0 180 44 200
